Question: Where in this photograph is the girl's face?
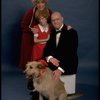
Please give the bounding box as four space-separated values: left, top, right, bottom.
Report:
36 2 46 10
39 16 47 26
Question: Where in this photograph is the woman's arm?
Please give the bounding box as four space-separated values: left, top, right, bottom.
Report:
21 8 33 33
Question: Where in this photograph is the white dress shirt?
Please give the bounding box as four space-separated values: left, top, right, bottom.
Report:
56 24 63 46
34 24 49 38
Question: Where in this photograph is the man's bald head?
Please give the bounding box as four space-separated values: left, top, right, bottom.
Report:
51 12 64 30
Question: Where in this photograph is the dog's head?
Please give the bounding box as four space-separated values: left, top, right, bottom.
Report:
24 60 48 79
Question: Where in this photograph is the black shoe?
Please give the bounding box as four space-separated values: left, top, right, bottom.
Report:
29 91 39 100
43 97 48 100
27 79 34 90
29 96 33 100
29 91 34 95
68 92 84 99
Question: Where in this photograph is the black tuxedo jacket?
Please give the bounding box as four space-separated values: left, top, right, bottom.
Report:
44 24 78 75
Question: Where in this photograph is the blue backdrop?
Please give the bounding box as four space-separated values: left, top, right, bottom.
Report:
1 0 99 85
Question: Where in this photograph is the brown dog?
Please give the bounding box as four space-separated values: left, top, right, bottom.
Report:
24 60 67 100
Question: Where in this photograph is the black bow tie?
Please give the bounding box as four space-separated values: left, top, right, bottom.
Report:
56 30 62 34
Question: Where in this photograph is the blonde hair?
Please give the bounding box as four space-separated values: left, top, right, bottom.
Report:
32 0 48 4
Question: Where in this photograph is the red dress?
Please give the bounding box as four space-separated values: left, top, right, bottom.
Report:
19 7 52 70
31 24 50 61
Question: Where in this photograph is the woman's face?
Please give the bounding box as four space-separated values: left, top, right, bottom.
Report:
36 2 46 10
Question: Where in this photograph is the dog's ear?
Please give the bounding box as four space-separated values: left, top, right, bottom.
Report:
37 64 44 69
38 59 48 67
25 61 31 68
25 64 28 68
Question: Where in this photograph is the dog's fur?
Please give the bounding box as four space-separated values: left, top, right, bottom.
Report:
24 61 67 100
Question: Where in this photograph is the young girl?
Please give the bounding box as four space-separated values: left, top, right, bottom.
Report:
31 11 51 61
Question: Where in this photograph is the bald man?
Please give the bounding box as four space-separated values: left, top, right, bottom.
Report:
44 12 78 95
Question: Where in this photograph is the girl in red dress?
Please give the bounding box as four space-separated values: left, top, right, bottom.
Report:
31 11 51 61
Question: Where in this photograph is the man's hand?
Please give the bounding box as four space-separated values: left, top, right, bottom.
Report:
49 57 60 67
67 25 72 30
31 27 38 34
53 69 62 79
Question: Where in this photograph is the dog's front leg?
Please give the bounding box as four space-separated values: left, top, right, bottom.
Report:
49 96 56 100
58 93 67 100
39 93 43 100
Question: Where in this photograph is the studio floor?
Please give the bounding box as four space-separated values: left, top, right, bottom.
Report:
1 64 99 100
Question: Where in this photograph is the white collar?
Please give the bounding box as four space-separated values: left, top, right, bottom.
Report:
38 24 49 32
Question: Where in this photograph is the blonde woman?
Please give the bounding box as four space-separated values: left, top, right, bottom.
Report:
19 0 52 70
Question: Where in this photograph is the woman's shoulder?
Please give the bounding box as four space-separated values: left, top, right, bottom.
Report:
26 6 36 13
24 8 33 16
48 8 53 14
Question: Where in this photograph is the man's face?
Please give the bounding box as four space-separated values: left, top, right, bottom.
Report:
51 13 63 30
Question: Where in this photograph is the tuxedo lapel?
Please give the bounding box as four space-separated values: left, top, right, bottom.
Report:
52 31 57 47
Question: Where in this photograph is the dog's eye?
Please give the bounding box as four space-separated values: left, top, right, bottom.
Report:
30 66 33 69
37 64 43 69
